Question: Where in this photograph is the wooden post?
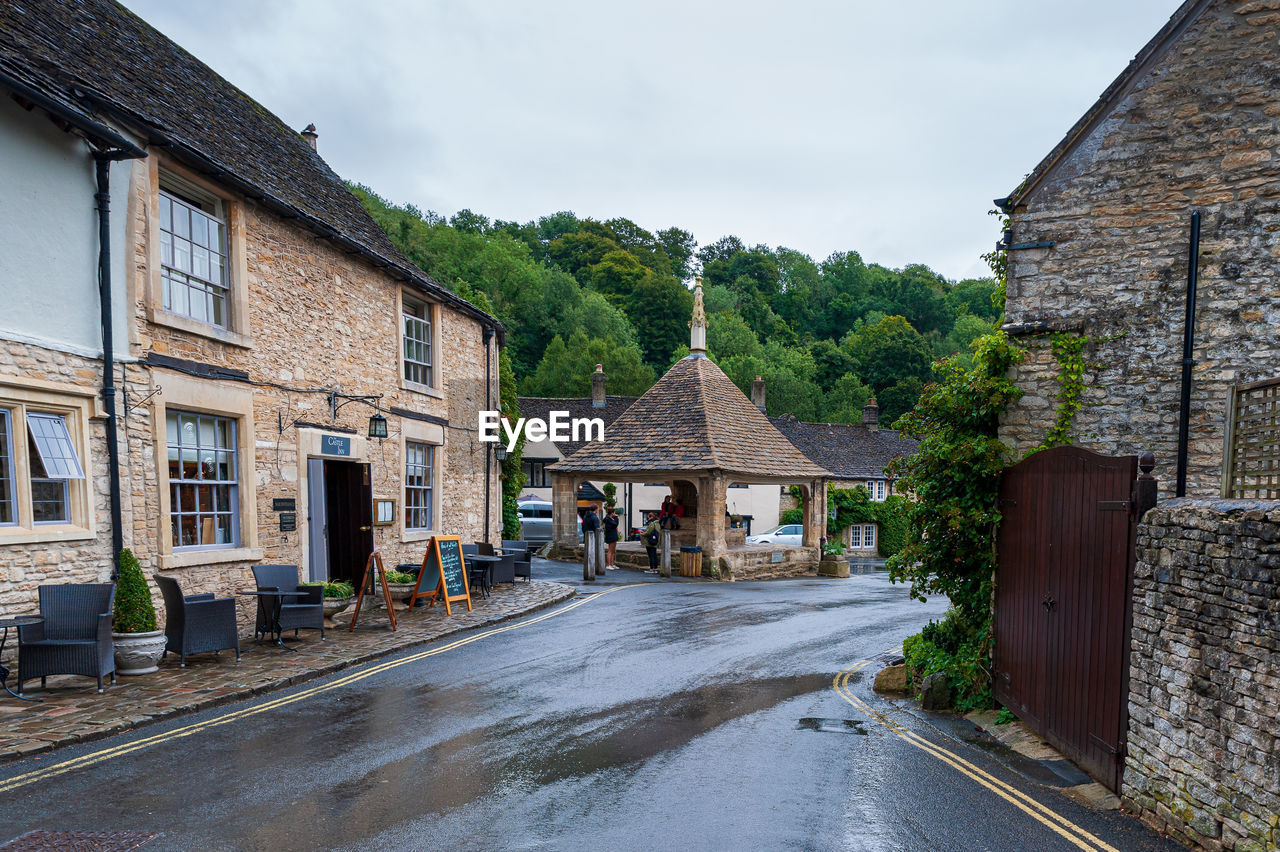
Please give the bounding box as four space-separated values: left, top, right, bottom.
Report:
660 529 671 577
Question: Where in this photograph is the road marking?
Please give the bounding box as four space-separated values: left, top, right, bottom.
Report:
0 584 642 794
832 658 1119 852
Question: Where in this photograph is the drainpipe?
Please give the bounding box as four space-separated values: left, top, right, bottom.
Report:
93 149 144 577
1175 211 1201 498
483 325 494 542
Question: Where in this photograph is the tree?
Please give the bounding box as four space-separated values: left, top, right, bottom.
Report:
520 331 655 397
708 311 761 359
821 373 873 423
843 315 934 393
946 278 1002 321
623 274 693 369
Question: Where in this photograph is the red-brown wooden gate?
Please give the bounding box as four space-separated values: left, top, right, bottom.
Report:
993 446 1156 792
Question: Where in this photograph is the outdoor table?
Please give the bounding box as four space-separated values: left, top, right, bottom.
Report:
0 615 43 701
467 554 501 599
238 590 305 651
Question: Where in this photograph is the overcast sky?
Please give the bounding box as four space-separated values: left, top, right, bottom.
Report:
121 0 1181 281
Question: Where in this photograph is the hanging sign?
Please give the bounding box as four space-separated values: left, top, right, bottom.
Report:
348 551 398 631
409 535 472 615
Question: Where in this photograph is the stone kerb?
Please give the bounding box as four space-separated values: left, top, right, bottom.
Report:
1124 498 1280 851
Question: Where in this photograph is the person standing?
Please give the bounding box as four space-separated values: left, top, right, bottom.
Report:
604 506 620 568
642 511 662 574
660 494 675 529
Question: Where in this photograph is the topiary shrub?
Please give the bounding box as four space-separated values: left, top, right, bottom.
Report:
113 548 157 633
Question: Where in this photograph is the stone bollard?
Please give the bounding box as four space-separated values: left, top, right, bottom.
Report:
660 530 671 577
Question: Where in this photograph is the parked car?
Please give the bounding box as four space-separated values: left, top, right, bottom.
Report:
517 499 582 542
745 523 803 545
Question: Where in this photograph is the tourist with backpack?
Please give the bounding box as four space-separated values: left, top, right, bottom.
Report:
642 511 662 573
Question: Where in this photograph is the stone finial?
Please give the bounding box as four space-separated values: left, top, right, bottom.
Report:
301 123 318 151
863 397 879 432
591 363 606 408
689 277 707 355
751 375 766 412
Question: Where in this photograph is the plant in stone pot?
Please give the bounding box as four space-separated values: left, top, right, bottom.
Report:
383 570 418 608
306 580 356 625
112 548 168 675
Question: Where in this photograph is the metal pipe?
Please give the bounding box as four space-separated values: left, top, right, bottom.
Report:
1175 211 1201 497
94 154 124 576
483 326 493 541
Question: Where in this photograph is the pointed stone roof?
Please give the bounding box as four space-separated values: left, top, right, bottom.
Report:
548 355 830 479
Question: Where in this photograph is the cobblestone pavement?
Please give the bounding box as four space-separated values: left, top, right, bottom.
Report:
0 580 574 761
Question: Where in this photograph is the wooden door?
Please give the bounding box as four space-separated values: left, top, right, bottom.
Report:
323 460 374 586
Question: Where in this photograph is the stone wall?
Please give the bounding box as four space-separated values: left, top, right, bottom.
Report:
1124 498 1279 851
999 1 1280 498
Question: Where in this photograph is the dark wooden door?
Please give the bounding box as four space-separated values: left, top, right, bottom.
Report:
323 460 373 586
993 446 1143 792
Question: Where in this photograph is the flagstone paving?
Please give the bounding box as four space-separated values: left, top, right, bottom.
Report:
0 580 574 761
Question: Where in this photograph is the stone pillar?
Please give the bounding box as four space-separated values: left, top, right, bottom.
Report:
802 478 827 548
660 529 671 577
551 472 579 548
696 472 728 558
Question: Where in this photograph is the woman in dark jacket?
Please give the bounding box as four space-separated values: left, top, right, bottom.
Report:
603 507 620 568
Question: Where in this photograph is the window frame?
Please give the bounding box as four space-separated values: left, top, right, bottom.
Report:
849 524 862 549
397 289 442 396
0 408 16 527
863 524 877 550
158 185 231 330
0 378 97 544
404 440 435 531
522 458 556 489
143 158 252 348
400 419 445 543
166 409 241 551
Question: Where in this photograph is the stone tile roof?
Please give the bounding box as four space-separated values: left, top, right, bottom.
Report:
517 395 639 458
0 0 498 333
548 355 830 478
768 415 917 480
1002 0 1207 210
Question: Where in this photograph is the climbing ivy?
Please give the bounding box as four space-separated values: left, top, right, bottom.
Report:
780 487 908 558
1042 331 1088 449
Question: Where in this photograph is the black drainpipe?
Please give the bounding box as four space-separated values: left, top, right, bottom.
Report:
1175 210 1201 498
483 325 494 541
93 148 144 578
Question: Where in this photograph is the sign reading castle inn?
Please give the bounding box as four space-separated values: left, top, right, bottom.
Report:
0 2 502 624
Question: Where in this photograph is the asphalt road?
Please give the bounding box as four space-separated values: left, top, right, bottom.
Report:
0 563 1180 852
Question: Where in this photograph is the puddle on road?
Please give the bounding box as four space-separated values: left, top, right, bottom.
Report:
797 717 869 735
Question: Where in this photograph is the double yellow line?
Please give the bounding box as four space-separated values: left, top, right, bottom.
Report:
0 585 635 794
832 659 1118 852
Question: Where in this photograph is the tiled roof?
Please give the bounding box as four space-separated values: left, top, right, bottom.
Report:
0 0 498 333
548 355 830 478
768 415 918 480
516 395 639 458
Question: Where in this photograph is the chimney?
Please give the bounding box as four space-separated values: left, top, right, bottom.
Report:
591 364 606 408
751 375 766 412
301 123 318 151
863 397 879 432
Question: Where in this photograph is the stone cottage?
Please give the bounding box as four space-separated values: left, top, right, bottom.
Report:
997 2 1280 847
0 0 503 620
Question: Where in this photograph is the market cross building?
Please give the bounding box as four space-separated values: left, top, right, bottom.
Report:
546 285 831 577
0 0 504 622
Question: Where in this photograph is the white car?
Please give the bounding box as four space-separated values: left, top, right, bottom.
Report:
517 499 583 542
746 523 804 545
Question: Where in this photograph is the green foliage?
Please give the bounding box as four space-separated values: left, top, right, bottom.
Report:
602 482 617 508
874 495 909 558
304 580 356 599
843 315 934 414
994 707 1018 725
822 541 845 556
498 349 525 538
902 607 993 713
521 331 655 397
779 507 803 525
384 570 417 584
1042 332 1088 449
113 548 157 633
887 331 1024 709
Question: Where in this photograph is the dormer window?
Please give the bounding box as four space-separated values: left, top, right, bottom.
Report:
159 178 229 328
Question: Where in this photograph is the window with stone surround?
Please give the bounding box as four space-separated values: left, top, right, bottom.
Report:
167 410 239 549
403 297 434 388
0 392 92 540
849 523 876 549
159 180 230 329
405 441 434 530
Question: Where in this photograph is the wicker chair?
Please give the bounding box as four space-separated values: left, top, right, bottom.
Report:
155 574 240 667
17 583 116 694
251 564 324 641
490 553 516 587
514 553 532 582
474 541 495 556
461 544 479 558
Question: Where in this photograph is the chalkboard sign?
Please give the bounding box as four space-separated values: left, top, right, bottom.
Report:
409 535 472 615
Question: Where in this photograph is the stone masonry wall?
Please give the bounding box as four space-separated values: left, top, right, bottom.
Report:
1125 499 1279 851
1000 1 1280 497
121 157 498 629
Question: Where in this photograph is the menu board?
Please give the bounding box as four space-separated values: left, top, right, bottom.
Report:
410 535 472 615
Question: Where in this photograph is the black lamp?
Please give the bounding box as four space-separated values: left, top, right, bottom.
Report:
368 411 388 439
495 446 508 461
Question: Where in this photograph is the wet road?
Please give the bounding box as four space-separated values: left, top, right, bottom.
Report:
0 564 1179 851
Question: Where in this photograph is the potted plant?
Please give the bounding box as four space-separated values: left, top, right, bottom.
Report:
383 569 418 608
112 548 168 675
305 580 356 626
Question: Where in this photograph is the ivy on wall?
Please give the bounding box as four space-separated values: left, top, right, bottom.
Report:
780 487 908 558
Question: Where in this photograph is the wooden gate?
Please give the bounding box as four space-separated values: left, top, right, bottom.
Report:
993 446 1156 792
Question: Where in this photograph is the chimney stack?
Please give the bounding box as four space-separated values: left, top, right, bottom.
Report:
863 397 879 432
301 123 318 151
751 375 766 412
591 364 606 408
